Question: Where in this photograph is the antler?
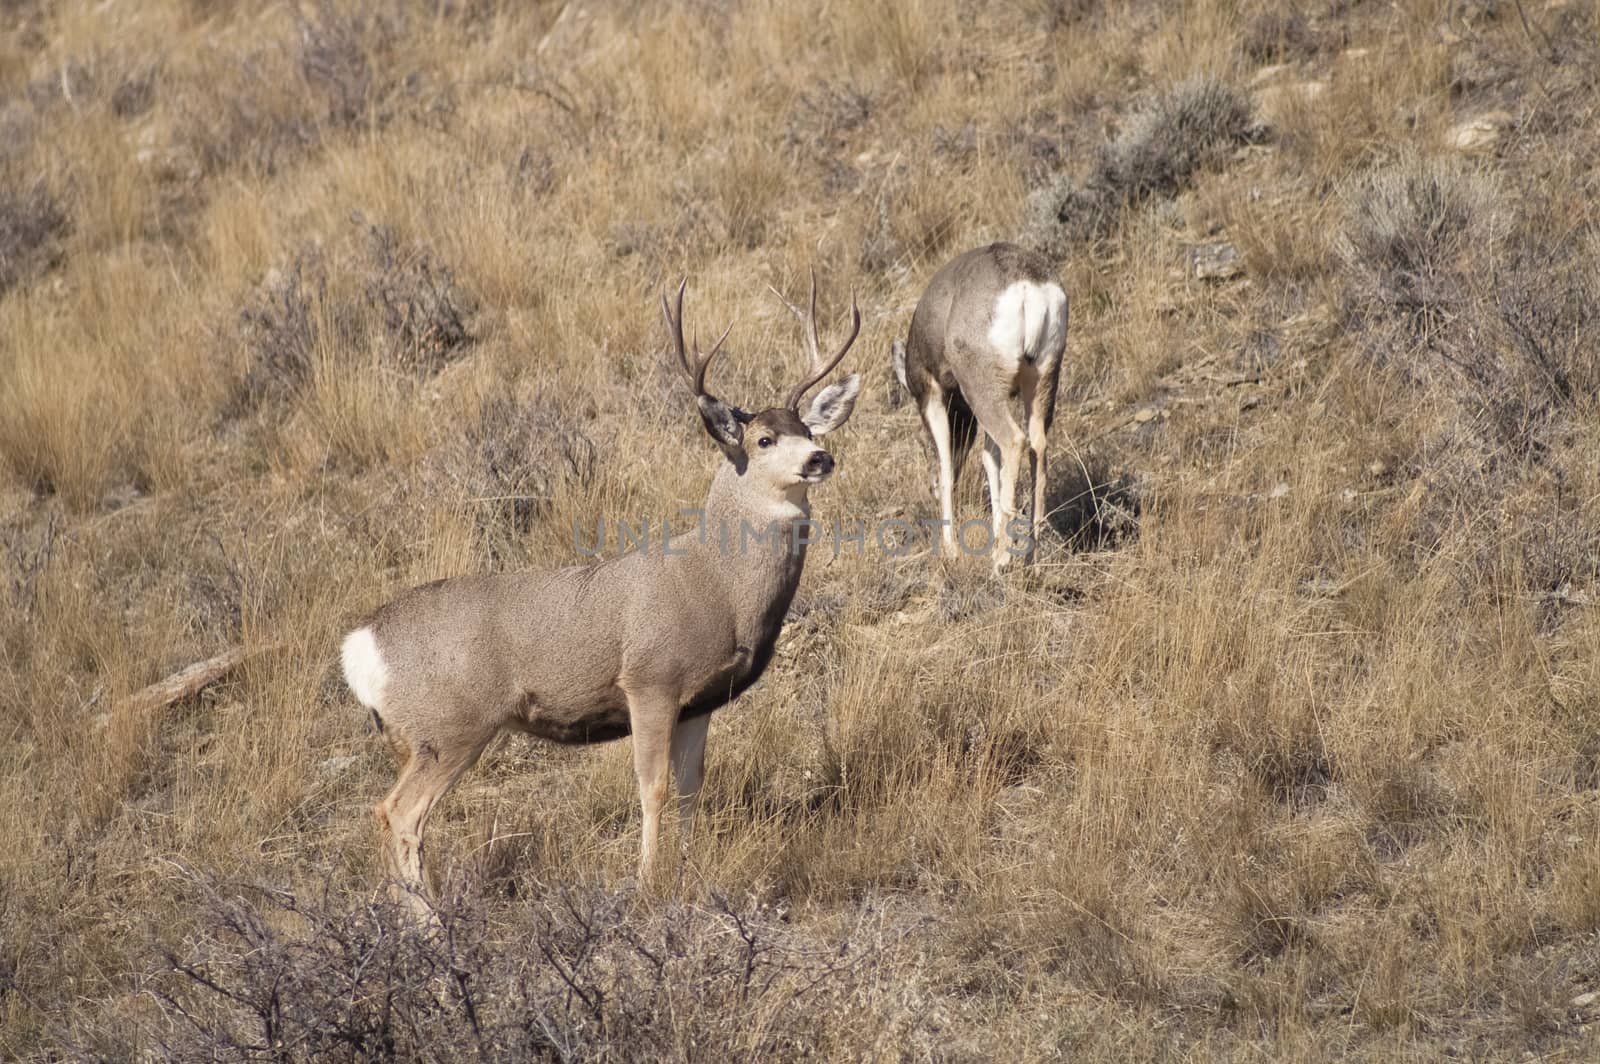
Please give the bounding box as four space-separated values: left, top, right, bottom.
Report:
661 277 733 399
769 268 861 411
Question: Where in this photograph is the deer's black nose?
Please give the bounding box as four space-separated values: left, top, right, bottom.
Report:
803 451 834 478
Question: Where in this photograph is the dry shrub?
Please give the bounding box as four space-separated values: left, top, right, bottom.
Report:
1014 0 1101 32
291 0 399 131
1097 80 1257 207
1342 154 1600 593
237 250 335 408
110 874 908 1062
171 56 318 179
361 221 475 373
1239 5 1323 63
1042 458 1141 552
173 0 452 180
1336 152 1504 342
1407 433 1600 598
0 184 67 296
783 80 874 156
422 393 598 565
1488 237 1600 446
1023 78 1257 255
237 220 475 409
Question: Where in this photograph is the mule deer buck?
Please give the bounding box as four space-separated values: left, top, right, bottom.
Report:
341 276 860 915
891 243 1068 568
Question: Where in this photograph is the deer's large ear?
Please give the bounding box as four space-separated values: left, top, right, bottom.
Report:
802 373 860 436
697 395 750 449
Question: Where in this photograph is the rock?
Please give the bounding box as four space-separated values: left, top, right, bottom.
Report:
1367 460 1388 477
1133 406 1157 424
319 754 360 777
1250 63 1294 87
1192 242 1243 281
1269 482 1291 500
1449 112 1511 153
1574 991 1598 1009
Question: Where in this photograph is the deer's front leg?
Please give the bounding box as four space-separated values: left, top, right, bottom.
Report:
670 712 711 849
625 688 678 883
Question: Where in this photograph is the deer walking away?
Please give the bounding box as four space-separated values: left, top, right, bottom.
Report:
893 243 1069 568
341 276 861 914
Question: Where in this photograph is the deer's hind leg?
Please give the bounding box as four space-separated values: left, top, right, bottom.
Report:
962 384 1028 569
921 387 961 556
375 722 494 918
1018 366 1059 564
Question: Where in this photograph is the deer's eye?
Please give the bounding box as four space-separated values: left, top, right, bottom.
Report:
757 436 774 449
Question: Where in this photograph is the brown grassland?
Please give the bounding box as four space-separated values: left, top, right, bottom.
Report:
3 0 1600 1058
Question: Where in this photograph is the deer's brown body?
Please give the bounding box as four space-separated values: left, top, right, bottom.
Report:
343 280 860 914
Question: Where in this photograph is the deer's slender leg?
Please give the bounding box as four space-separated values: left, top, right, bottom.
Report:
980 437 1003 553
994 433 1026 568
1020 374 1050 564
1029 443 1047 562
670 712 711 848
626 688 678 883
923 389 960 556
376 731 491 917
962 385 1028 569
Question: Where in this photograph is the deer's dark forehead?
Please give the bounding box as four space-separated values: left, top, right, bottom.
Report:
748 407 811 439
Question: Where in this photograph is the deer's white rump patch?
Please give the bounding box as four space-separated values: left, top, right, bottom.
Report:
987 281 1068 374
341 626 390 711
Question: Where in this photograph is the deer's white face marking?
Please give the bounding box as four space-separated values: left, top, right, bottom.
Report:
738 374 859 492
987 281 1069 373
743 409 833 493
341 626 390 711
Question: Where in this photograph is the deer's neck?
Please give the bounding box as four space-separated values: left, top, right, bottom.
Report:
695 463 811 637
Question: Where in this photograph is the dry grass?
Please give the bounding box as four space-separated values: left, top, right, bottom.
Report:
4 0 1600 1059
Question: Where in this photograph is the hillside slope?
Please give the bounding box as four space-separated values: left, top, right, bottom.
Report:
3 1 1599 1058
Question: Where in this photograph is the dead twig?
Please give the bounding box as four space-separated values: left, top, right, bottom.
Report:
115 643 282 718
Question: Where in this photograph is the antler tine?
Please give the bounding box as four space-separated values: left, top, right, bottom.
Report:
661 277 733 400
781 278 861 411
661 277 694 383
804 267 821 369
694 321 733 396
767 273 822 370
